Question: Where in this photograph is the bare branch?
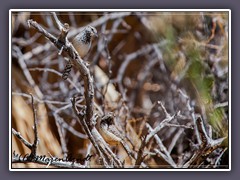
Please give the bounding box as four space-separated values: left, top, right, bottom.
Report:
213 147 228 168
183 116 226 168
147 124 177 168
12 128 32 149
28 67 81 92
178 89 201 144
145 102 177 143
29 94 38 159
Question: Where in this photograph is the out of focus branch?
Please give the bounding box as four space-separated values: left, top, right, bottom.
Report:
183 116 226 168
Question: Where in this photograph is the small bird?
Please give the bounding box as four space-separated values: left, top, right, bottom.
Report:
72 25 98 58
62 25 97 80
99 113 124 146
100 113 135 159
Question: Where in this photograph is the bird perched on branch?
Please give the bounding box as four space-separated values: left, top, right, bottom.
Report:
62 25 98 80
72 25 98 58
99 113 135 158
100 113 124 146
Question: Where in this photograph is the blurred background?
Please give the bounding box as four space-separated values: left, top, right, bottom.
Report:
11 11 229 168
